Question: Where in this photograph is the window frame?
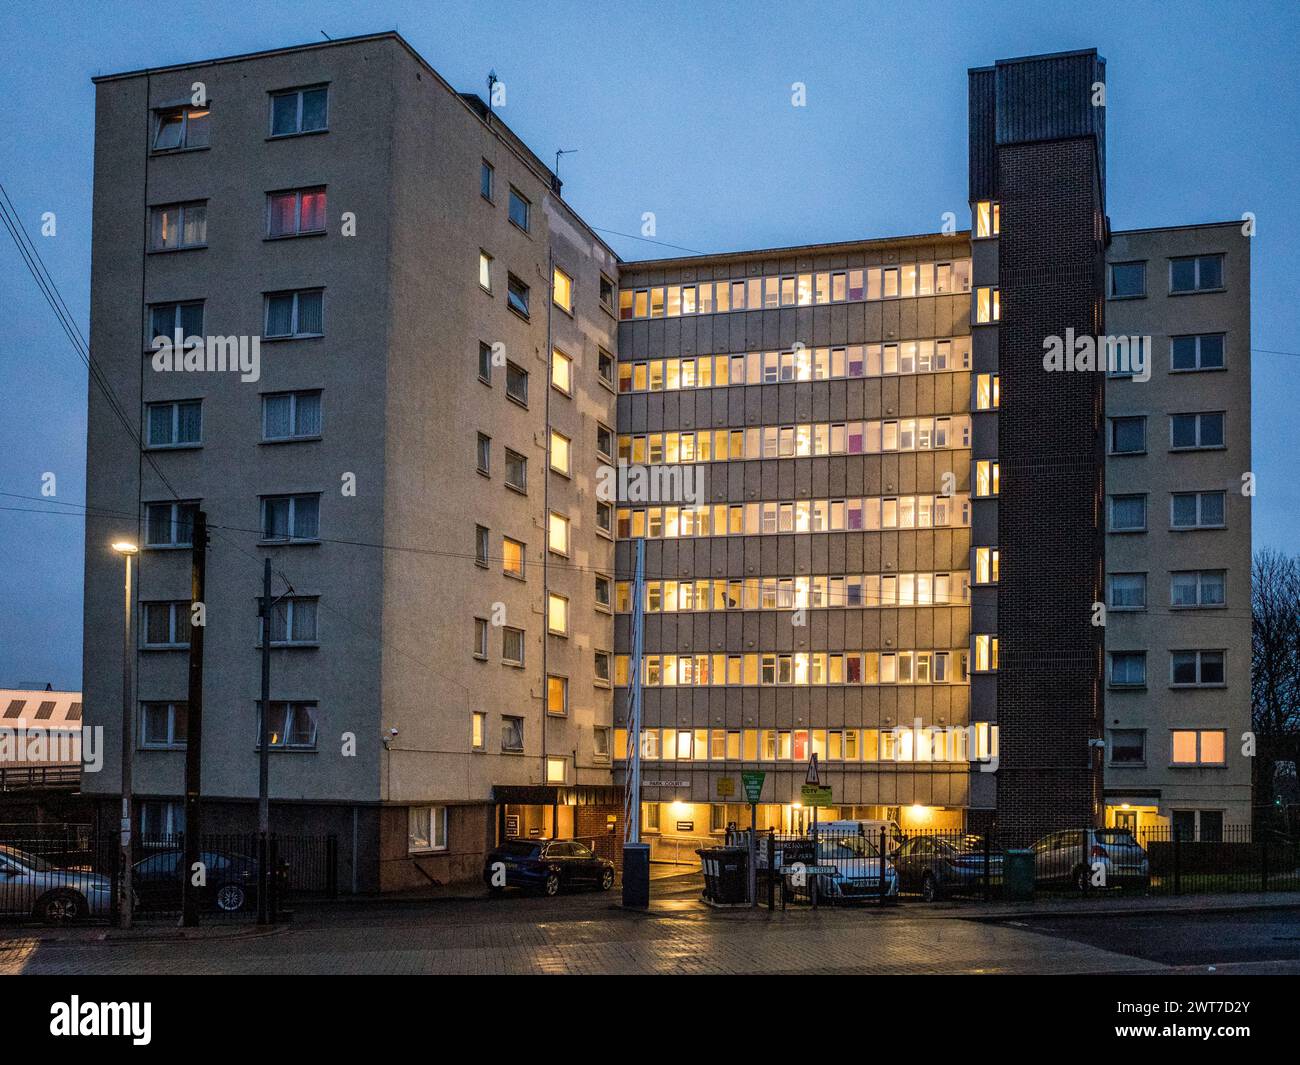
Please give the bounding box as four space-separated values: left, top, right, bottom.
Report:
261 390 322 442
266 186 328 239
259 493 321 544
1107 261 1147 299
268 85 329 138
1169 254 1224 295
152 106 210 152
146 399 203 449
263 288 324 339
140 701 187 750
407 805 448 854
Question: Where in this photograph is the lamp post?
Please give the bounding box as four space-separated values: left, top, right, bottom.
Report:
111 540 138 929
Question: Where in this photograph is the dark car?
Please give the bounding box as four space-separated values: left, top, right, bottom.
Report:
132 849 288 913
483 839 615 896
892 835 1003 900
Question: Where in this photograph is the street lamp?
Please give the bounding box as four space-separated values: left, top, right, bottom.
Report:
112 540 138 929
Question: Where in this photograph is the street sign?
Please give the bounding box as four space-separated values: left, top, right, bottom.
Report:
716 776 735 797
805 752 820 786
641 780 689 788
800 784 832 807
741 770 765 803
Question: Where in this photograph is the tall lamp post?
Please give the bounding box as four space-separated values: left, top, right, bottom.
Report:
111 540 138 929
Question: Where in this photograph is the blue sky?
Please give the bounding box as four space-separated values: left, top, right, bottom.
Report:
0 0 1297 688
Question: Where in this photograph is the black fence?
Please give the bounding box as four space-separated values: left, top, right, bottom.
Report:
722 824 1300 905
0 826 338 925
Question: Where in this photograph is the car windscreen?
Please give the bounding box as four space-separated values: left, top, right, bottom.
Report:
1096 830 1139 846
499 841 542 857
0 846 53 872
819 836 880 859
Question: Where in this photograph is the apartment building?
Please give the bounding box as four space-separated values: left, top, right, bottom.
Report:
82 34 1252 888
1104 222 1252 836
83 33 619 891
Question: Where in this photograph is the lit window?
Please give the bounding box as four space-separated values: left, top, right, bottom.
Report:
269 86 328 136
1171 729 1226 766
974 200 1000 238
546 757 567 785
551 349 572 393
974 460 999 497
502 537 525 578
547 675 568 716
553 267 574 312
975 286 1000 323
267 187 327 237
972 634 997 673
259 701 318 749
407 806 447 853
548 512 570 555
479 251 493 291
973 547 999 585
974 373 999 410
153 106 209 151
150 201 207 249
550 430 571 476
548 593 568 636
471 712 486 750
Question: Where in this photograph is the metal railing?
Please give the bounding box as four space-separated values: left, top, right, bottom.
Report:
0 827 338 925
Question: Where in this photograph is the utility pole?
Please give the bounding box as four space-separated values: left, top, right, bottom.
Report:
180 510 207 927
257 556 272 924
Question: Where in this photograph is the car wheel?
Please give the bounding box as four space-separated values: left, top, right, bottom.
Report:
35 890 85 925
543 873 561 897
600 868 615 891
921 873 941 903
214 883 248 912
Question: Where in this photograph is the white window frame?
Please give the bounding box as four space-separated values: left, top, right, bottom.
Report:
264 289 324 339
261 390 322 442
269 85 329 137
150 201 207 250
144 501 198 548
141 601 191 649
407 805 448 853
1170 491 1226 530
258 700 319 750
146 399 202 448
266 187 327 238
140 701 186 749
260 494 321 543
266 596 319 647
1169 411 1225 451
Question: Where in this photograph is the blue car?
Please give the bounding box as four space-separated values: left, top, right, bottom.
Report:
483 839 615 896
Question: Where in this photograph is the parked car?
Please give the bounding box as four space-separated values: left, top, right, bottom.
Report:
1032 828 1150 891
132 848 288 913
0 844 113 924
483 839 615 896
817 819 905 850
809 834 900 901
893 835 1003 900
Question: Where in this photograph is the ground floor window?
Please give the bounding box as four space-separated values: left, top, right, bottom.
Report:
408 805 448 853
140 799 184 838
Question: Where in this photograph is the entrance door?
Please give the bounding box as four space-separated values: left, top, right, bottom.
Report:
1114 809 1138 833
789 806 815 834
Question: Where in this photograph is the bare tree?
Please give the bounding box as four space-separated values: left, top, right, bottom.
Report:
1251 549 1300 829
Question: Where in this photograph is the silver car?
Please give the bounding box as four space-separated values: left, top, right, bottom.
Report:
0 844 113 924
1032 828 1150 891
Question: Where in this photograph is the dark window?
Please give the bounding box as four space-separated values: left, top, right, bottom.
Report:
270 86 328 136
1109 730 1145 764
1170 254 1223 293
506 362 528 405
507 274 530 318
478 341 493 383
481 160 494 201
1109 261 1145 298
508 188 530 231
1109 416 1145 454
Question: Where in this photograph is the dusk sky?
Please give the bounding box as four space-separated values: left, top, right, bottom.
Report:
1 0 1297 689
